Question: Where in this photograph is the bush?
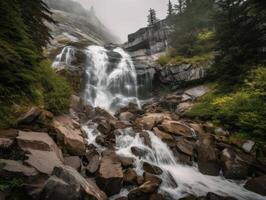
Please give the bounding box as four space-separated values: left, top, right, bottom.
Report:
187 66 266 139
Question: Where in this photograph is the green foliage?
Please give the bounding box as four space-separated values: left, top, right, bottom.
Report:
187 66 266 139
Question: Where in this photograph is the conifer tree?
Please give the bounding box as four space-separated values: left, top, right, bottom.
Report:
147 8 158 26
167 0 174 17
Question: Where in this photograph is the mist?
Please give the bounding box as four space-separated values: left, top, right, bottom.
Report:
73 0 169 42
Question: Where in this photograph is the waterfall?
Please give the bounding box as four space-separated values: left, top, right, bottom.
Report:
52 46 76 68
83 45 140 113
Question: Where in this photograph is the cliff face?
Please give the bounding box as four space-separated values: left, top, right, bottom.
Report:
44 0 119 58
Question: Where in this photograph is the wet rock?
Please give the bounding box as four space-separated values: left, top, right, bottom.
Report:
119 112 135 122
0 159 38 178
123 168 138 185
42 165 108 200
0 129 18 139
137 175 145 185
97 120 112 135
149 193 165 200
196 147 221 176
242 140 255 153
119 156 135 168
86 151 100 175
131 147 148 158
139 181 160 193
0 138 14 149
206 192 237 200
143 172 162 185
153 127 174 142
137 113 165 130
96 135 106 146
96 150 123 196
159 120 192 138
176 137 194 156
15 107 42 126
143 162 163 175
140 131 152 148
244 175 266 196
64 156 81 171
116 197 128 200
128 189 149 200
52 115 86 155
221 148 249 180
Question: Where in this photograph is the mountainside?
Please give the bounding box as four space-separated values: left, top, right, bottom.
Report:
44 0 120 57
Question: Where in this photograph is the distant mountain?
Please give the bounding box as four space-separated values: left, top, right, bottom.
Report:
44 0 120 46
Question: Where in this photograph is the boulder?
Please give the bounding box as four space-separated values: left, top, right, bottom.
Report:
175 102 193 115
143 172 162 185
159 121 192 138
86 151 100 175
176 137 194 156
0 159 38 178
139 181 160 193
15 107 41 125
196 145 221 176
139 132 152 148
118 156 135 168
137 113 165 130
97 120 112 135
123 168 138 185
143 162 163 175
96 151 123 196
221 148 249 180
153 127 174 142
128 189 149 200
0 129 18 139
131 147 148 158
52 115 86 155
244 175 266 196
242 140 255 153
64 156 81 171
150 193 165 200
16 131 64 175
41 165 107 200
119 112 135 122
0 138 14 149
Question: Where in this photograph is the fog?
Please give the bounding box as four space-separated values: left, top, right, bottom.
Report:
73 0 169 42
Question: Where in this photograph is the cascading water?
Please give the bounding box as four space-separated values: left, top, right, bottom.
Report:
114 129 266 200
83 45 140 113
52 46 76 68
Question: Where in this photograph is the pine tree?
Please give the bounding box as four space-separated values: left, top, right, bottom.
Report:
167 0 174 17
175 0 185 14
147 8 158 26
20 0 56 51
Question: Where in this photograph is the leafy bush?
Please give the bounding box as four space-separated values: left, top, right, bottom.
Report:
187 66 266 139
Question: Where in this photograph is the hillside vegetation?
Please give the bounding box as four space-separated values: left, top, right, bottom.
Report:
164 0 266 140
0 0 71 128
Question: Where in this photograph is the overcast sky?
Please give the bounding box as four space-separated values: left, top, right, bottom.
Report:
74 0 170 42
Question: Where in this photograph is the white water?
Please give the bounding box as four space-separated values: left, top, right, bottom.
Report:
115 129 266 200
52 46 76 68
83 45 140 113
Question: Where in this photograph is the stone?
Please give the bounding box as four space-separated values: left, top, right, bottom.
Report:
0 159 38 177
143 162 163 175
86 151 100 175
96 135 106 146
143 172 162 185
128 189 149 200
119 112 135 122
139 131 152 148
244 175 266 196
149 193 165 200
195 143 221 176
159 120 192 138
138 113 165 130
242 140 255 153
0 129 18 139
153 127 174 142
15 107 41 125
116 197 128 200
52 115 86 155
176 137 194 156
221 148 249 180
175 102 193 114
0 138 13 149
139 181 160 193
123 168 138 185
42 165 108 200
96 151 123 196
97 120 112 135
182 86 209 101
131 147 148 158
119 156 135 168
64 156 81 171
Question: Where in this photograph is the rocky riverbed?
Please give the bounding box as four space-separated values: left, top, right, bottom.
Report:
0 85 265 200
